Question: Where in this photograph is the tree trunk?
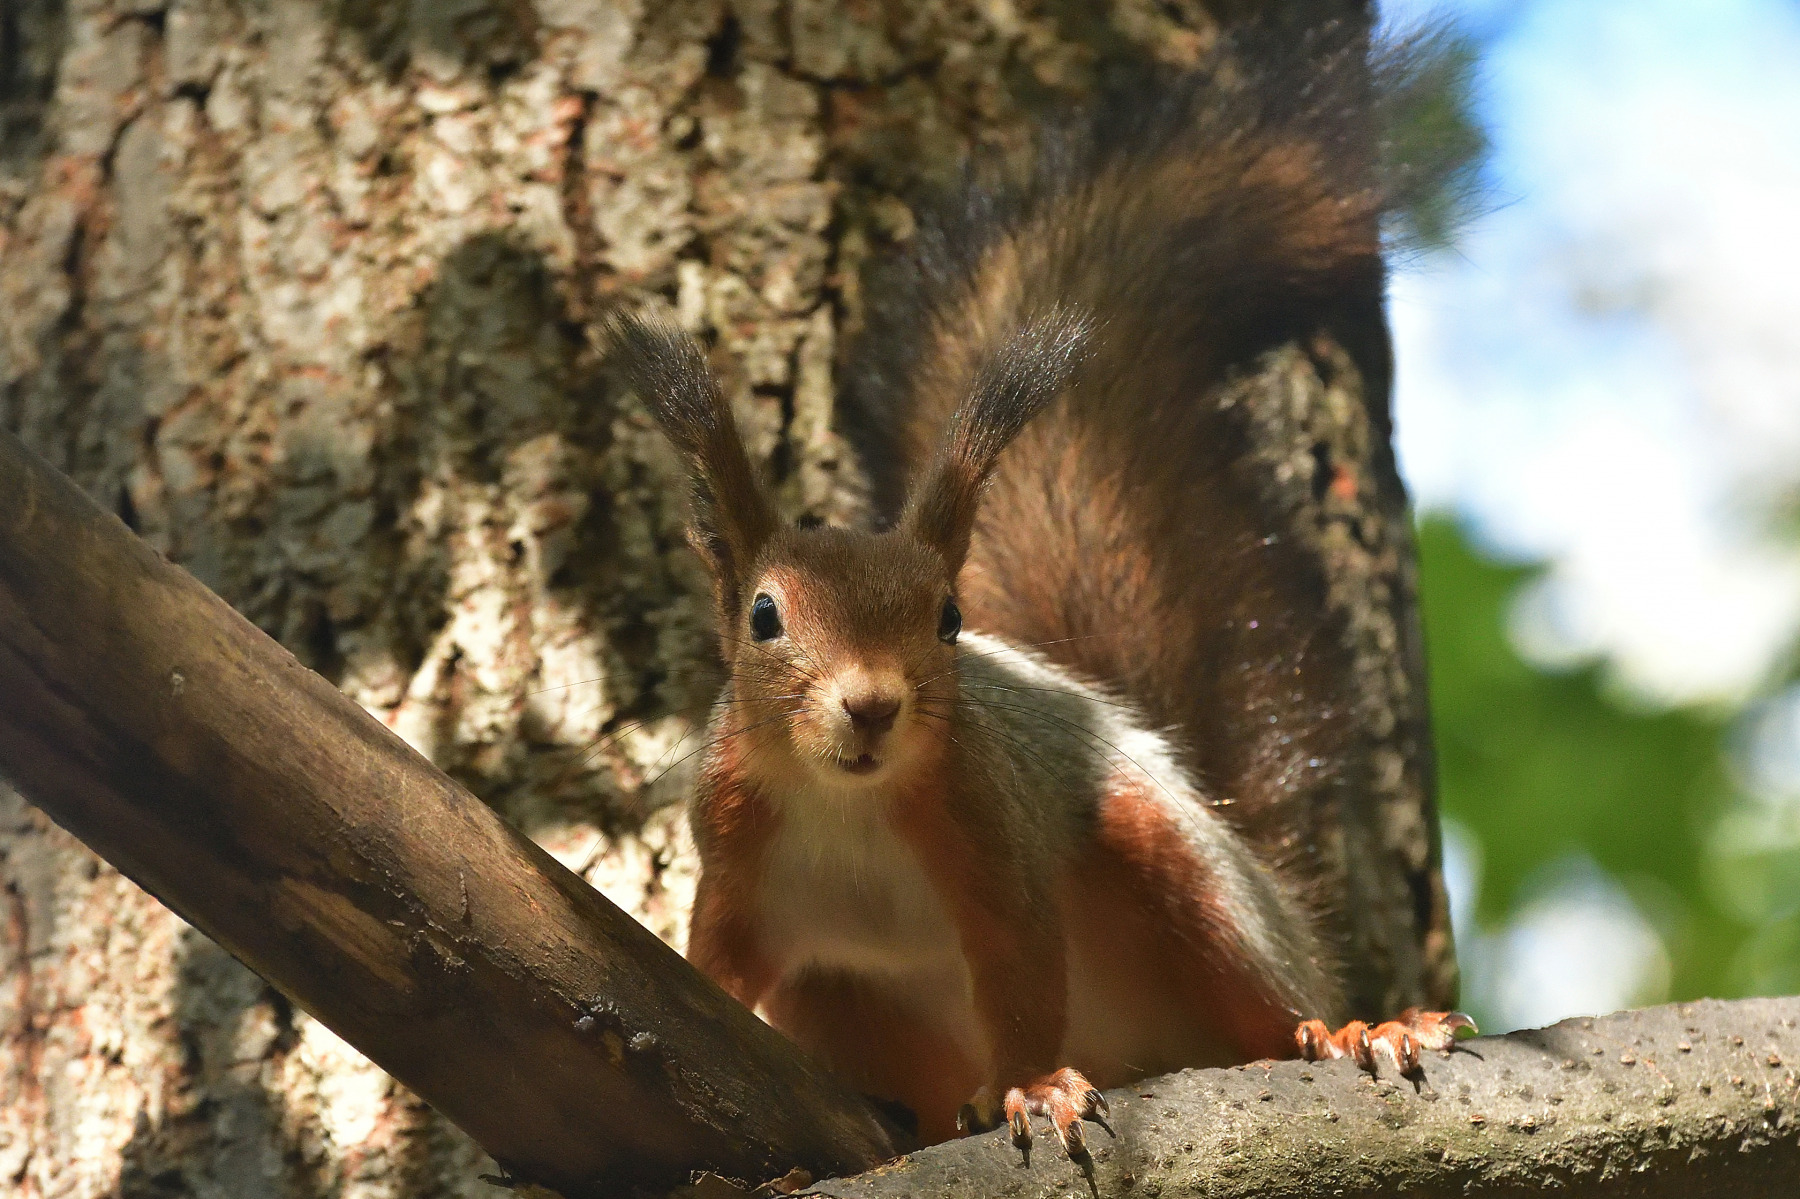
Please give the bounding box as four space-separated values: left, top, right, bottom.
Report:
0 1 1446 1196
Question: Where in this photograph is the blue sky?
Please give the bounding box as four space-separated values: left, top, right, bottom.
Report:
1376 0 1800 1026
1386 0 1800 706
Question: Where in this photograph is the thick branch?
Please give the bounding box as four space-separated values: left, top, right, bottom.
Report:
0 428 903 1195
800 997 1799 1198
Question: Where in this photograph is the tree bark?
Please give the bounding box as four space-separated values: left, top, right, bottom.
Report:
0 1 1445 1196
802 998 1800 1199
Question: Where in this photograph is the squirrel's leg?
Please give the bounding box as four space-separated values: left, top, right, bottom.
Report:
891 798 1106 1163
1068 769 1323 1062
1295 1008 1478 1075
686 867 777 1010
686 778 781 1009
764 970 981 1145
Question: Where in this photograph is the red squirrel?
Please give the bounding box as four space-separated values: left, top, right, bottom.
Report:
606 20 1472 1164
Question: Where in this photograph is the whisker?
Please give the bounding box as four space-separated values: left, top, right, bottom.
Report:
959 680 1136 711
717 629 827 686
526 665 706 698
642 708 799 790
913 700 1095 799
547 681 811 788
958 695 1231 815
552 700 728 786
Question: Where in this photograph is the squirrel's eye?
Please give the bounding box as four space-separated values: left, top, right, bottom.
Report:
938 597 961 644
749 593 783 641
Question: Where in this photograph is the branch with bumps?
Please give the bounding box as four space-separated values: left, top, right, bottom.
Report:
790 997 1799 1199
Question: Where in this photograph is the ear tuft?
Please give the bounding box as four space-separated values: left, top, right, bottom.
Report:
947 306 1095 474
603 312 777 620
602 312 727 459
903 307 1094 572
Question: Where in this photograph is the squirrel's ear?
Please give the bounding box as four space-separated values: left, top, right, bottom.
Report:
902 308 1093 575
604 313 778 621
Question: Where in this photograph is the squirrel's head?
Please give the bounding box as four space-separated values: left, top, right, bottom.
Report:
606 309 1090 788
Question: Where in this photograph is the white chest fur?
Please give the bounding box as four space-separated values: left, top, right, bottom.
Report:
754 781 965 980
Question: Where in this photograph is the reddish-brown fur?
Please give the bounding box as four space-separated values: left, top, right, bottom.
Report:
606 20 1470 1163
1070 772 1302 1068
762 973 980 1145
684 752 780 1007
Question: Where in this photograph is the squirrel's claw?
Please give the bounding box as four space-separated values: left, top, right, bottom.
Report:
998 1067 1113 1166
1295 1009 1478 1077
1400 1008 1478 1051
1086 1088 1115 1138
1008 1106 1033 1165
1295 1017 1332 1060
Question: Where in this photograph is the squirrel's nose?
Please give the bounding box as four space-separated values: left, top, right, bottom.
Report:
842 692 901 734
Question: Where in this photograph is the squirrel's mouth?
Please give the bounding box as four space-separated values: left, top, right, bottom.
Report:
837 753 880 776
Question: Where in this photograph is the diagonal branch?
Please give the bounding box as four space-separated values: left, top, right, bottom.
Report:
0 427 905 1197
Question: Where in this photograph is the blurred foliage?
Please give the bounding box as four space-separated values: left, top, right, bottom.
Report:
1417 516 1766 1002
1394 3 1800 1017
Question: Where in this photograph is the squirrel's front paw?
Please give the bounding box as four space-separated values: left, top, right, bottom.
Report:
961 1068 1112 1164
1296 1007 1477 1075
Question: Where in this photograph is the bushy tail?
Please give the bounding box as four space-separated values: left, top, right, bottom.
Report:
840 16 1469 999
